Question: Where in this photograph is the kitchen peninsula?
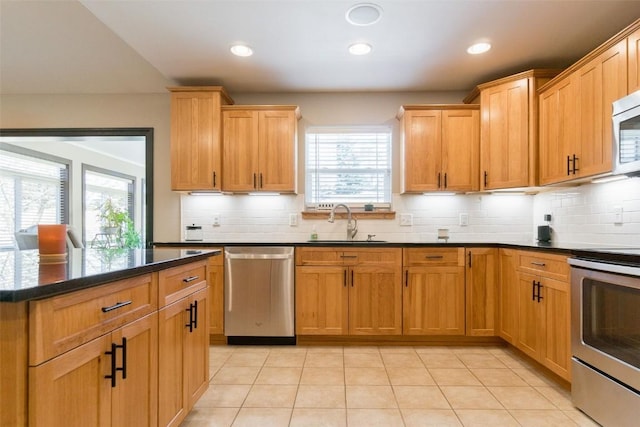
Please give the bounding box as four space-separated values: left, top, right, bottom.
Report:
0 247 220 427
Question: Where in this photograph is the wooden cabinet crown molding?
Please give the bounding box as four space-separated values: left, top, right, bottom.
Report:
464 69 562 103
222 104 301 119
538 17 640 93
167 86 235 105
397 103 479 119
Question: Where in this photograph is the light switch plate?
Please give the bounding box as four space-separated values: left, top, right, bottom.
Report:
613 206 623 224
289 213 298 227
459 213 469 226
212 214 221 226
400 213 413 226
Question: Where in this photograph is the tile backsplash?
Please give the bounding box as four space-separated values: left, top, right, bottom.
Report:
181 177 640 246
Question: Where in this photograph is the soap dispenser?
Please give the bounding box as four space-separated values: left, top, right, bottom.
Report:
310 226 318 241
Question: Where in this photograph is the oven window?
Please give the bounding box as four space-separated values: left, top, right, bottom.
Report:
583 278 640 369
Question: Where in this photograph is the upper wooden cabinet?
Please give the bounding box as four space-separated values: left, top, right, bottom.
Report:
539 18 639 185
473 70 559 190
222 105 300 193
168 87 234 191
398 105 479 193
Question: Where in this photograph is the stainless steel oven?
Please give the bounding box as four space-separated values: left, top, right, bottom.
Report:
570 256 640 426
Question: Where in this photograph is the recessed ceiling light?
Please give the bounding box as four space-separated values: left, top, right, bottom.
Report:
230 44 253 57
348 42 372 55
346 3 383 26
467 42 491 55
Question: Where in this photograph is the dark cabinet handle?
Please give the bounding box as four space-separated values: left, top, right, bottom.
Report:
260 173 263 188
468 252 472 268
531 280 536 301
444 173 447 189
567 155 572 175
344 270 347 287
101 300 132 313
213 171 217 187
340 255 358 259
405 270 408 287
437 172 441 188
253 173 257 189
530 262 546 267
182 275 199 283
193 300 198 329
425 255 444 259
483 171 488 187
186 303 194 332
536 282 544 302
572 154 579 174
104 338 126 387
351 270 354 287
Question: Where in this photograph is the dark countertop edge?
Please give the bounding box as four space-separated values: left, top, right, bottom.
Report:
1 249 221 303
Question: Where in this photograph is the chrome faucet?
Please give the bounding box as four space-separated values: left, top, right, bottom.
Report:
328 203 358 241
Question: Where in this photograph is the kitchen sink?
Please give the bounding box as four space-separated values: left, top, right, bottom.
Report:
306 239 388 244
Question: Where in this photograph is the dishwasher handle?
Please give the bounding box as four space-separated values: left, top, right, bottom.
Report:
225 253 293 260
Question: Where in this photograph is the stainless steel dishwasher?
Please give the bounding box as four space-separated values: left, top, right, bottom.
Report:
224 246 295 345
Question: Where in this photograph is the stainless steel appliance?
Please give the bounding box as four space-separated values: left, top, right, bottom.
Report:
613 89 640 177
224 246 295 344
570 253 640 426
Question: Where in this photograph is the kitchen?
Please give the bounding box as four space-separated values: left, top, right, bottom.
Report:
1 1 640 426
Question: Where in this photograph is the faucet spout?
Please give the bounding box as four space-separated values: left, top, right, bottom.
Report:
328 203 358 241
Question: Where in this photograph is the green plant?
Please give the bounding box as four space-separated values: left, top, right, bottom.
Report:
98 198 141 248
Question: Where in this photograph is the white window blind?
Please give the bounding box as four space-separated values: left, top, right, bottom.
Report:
0 146 69 249
305 127 392 206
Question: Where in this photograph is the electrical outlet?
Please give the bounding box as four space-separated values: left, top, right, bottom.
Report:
459 213 469 226
212 213 220 226
613 206 623 224
400 213 413 226
289 213 298 227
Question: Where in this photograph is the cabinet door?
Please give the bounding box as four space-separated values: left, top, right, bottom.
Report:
208 264 224 335
498 249 519 344
629 27 640 93
575 40 627 178
158 298 189 427
170 91 223 191
465 248 498 336
403 266 465 335
349 265 402 335
480 78 530 189
111 313 158 427
442 109 479 191
295 266 348 335
222 109 259 192
401 110 442 192
539 77 577 185
29 335 112 427
185 288 209 409
516 272 542 360
541 277 571 381
258 110 297 192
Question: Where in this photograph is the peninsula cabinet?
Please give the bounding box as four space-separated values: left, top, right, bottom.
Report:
158 262 209 427
476 70 559 190
403 248 465 335
515 251 571 381
397 105 479 193
222 105 300 193
295 247 403 336
465 248 498 337
169 86 234 191
28 273 159 427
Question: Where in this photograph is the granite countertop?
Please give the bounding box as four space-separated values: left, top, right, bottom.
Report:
0 248 221 302
153 240 640 265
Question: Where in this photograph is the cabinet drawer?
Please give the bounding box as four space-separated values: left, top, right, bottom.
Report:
158 260 208 307
517 251 569 281
403 248 465 266
296 247 349 266
29 273 157 365
296 247 401 266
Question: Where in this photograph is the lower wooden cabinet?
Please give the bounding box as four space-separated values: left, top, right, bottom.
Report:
465 248 498 336
158 287 209 427
29 313 158 427
295 248 402 336
498 249 519 344
403 248 465 335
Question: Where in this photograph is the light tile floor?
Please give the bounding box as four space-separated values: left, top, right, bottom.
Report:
180 345 600 427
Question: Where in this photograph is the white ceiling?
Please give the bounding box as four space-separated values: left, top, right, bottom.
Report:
1 0 639 95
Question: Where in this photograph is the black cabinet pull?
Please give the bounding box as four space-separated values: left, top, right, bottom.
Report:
343 270 347 287
536 282 544 302
182 275 199 283
566 155 572 176
193 300 198 329
572 154 579 174
468 252 472 268
213 171 217 187
531 280 536 301
340 255 358 259
530 262 546 267
101 300 132 313
118 338 127 381
253 173 257 189
105 343 117 387
437 172 441 188
444 173 447 189
405 270 408 287
425 255 444 259
351 270 354 287
185 304 194 332
260 173 263 188
483 171 488 187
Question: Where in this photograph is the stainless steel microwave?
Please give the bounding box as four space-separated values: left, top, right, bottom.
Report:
613 90 640 176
